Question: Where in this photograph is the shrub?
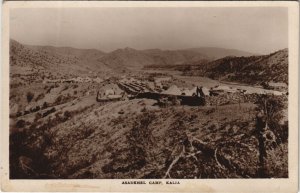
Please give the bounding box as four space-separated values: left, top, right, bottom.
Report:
26 92 34 103
127 112 156 153
16 119 26 128
30 106 40 113
42 102 48 109
255 95 286 142
63 110 72 120
16 111 23 117
255 95 285 121
9 94 16 100
255 94 287 177
42 107 56 118
34 113 42 121
55 95 63 104
141 107 147 112
62 85 69 91
35 93 45 102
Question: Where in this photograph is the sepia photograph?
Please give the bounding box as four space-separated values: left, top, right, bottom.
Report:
1 1 299 192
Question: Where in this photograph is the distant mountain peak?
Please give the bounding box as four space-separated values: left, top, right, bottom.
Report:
142 48 162 52
124 47 136 51
186 47 256 59
111 47 139 55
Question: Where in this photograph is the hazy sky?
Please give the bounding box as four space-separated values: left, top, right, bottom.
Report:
10 7 288 54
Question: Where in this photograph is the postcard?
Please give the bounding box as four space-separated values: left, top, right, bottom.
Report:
1 1 298 192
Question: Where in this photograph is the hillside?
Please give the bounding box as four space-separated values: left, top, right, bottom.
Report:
11 39 287 86
142 49 210 65
184 49 288 85
98 47 155 70
187 47 255 60
98 47 254 70
9 41 288 179
26 45 106 61
10 96 288 179
10 39 112 82
11 40 257 72
98 47 211 70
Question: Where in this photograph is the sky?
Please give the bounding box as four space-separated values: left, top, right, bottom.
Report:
10 7 288 54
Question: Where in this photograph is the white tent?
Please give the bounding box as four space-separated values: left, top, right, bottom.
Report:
181 88 193 96
202 87 210 96
213 85 237 93
162 85 182 95
93 77 103 83
105 89 115 96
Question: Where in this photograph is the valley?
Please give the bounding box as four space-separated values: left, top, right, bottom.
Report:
9 39 288 179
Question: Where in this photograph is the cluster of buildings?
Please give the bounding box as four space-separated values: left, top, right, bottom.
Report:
45 73 286 106
42 76 103 84
263 82 288 92
98 75 287 104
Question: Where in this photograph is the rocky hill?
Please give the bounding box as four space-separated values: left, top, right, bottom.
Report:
185 49 288 85
26 45 106 62
186 47 255 60
10 39 112 80
98 47 155 70
98 47 210 70
142 49 210 65
10 39 77 70
98 47 255 70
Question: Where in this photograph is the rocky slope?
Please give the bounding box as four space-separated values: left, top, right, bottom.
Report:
98 47 255 70
186 47 255 60
26 45 106 62
10 39 112 79
98 47 155 70
184 49 288 85
10 95 288 179
98 47 211 70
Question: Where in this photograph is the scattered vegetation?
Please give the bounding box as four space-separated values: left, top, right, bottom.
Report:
9 39 288 179
182 49 288 85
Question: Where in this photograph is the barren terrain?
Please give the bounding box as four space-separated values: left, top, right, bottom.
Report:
9 40 288 179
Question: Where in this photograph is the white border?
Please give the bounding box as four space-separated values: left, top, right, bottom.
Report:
1 1 299 192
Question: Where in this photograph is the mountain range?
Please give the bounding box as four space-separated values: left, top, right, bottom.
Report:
10 39 256 71
10 39 287 84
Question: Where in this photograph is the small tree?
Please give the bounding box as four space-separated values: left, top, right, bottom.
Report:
255 94 285 177
256 95 285 125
